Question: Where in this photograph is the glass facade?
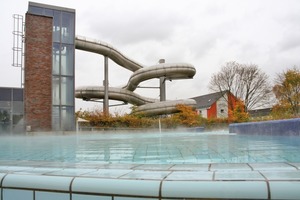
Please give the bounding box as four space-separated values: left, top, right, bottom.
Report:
0 87 24 134
28 3 75 131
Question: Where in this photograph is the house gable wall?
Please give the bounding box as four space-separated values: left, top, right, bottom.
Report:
193 91 239 119
197 108 207 118
216 93 228 118
207 102 217 118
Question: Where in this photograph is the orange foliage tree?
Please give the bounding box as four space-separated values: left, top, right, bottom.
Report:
228 100 249 123
76 108 113 127
169 104 201 127
271 103 293 120
272 67 300 118
76 104 204 129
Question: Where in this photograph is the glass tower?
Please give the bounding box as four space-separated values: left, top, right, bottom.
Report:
28 2 75 131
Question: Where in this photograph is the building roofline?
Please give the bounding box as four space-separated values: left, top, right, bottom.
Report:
29 2 75 13
0 86 23 90
190 90 228 100
190 90 231 109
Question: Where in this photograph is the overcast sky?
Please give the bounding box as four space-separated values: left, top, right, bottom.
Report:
1 0 300 113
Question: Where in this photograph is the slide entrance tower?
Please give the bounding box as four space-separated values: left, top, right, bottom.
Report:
24 2 75 131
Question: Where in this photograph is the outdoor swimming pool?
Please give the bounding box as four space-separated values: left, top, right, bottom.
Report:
1 130 300 199
1 131 300 164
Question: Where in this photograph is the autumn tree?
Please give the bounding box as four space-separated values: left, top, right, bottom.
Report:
169 104 201 127
228 100 249 123
272 66 300 117
209 61 272 112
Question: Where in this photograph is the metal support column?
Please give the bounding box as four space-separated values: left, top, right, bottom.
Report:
160 77 166 101
103 56 109 115
159 59 166 101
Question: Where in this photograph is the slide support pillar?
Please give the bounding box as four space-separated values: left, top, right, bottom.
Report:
103 56 109 115
159 59 166 102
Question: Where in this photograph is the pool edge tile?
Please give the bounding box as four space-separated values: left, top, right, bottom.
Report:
210 163 252 171
72 177 160 197
161 180 268 199
215 171 265 181
269 181 300 199
249 163 297 171
2 174 73 191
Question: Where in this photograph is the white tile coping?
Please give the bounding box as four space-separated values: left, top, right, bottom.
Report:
0 162 300 199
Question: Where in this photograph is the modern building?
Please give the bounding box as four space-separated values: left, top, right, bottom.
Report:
191 91 237 119
248 108 272 119
24 2 76 131
0 87 24 134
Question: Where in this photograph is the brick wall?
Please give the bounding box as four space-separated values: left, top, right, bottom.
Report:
24 13 53 131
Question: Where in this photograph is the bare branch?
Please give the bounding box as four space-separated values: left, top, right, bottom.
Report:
209 61 272 112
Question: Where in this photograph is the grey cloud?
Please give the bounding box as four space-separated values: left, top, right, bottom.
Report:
277 15 300 52
83 3 187 45
279 34 300 52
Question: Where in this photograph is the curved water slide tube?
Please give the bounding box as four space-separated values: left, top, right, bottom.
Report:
75 36 197 116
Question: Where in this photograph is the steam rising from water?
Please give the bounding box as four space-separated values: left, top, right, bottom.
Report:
0 131 299 164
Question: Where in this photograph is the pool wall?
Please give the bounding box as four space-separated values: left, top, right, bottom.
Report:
229 118 300 136
1 162 300 200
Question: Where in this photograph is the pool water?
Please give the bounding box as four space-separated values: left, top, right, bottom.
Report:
1 131 300 164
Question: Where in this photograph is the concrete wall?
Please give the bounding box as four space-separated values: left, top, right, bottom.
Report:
24 13 53 131
229 118 300 136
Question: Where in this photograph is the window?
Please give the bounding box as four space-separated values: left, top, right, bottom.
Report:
61 44 74 76
53 10 61 43
61 77 74 105
52 43 60 75
52 77 60 105
52 106 60 131
61 106 74 131
61 12 75 44
28 6 43 15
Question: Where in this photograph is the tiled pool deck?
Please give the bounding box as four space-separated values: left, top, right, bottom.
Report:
1 160 300 199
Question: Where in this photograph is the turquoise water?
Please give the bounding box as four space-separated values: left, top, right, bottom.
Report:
1 131 300 164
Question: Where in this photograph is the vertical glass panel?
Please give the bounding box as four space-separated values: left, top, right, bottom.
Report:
61 12 75 44
61 106 74 131
53 10 61 42
13 114 23 124
13 89 23 101
28 6 43 15
52 106 60 131
61 77 74 105
61 44 74 76
44 8 54 17
52 42 60 75
0 108 10 133
12 101 23 114
52 77 60 105
0 88 11 101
